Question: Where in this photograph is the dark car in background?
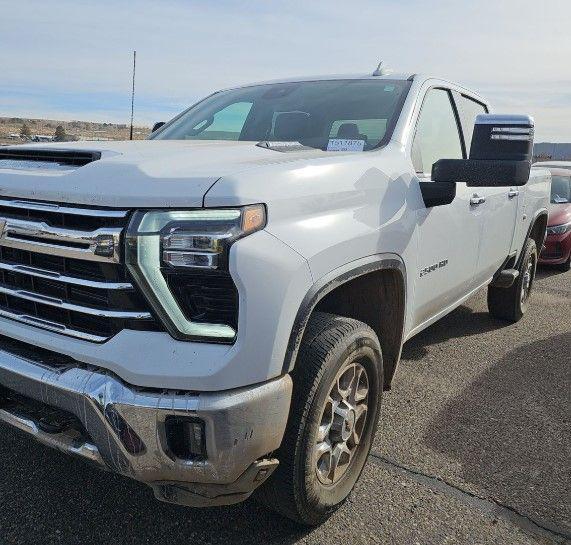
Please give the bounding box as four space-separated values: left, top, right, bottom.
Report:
538 166 571 271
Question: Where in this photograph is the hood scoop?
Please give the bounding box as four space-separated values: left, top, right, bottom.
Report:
0 148 102 171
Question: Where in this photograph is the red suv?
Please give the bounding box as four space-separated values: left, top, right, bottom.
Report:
539 167 571 271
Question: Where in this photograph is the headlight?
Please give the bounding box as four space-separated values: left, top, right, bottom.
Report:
547 221 571 235
126 205 266 342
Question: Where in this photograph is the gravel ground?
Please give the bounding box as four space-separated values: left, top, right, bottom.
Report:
0 267 569 545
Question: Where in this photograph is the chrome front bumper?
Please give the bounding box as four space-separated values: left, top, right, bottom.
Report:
0 342 292 507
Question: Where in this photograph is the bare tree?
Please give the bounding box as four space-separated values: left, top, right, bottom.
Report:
20 123 31 139
54 125 67 142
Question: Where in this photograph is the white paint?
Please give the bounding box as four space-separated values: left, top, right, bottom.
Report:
0 74 550 391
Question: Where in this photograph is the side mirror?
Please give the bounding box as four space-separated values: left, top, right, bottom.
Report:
151 122 165 133
419 181 456 208
433 114 534 187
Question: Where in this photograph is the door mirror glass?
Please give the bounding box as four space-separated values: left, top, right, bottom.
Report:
432 114 534 187
151 122 165 133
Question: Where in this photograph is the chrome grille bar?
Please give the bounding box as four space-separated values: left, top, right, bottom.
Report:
0 199 158 342
0 199 128 218
0 308 107 342
0 261 132 290
0 284 151 319
0 217 122 263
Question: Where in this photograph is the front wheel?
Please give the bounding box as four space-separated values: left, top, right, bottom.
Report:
258 312 382 526
488 238 538 322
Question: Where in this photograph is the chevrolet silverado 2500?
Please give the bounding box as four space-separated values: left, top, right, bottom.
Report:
0 73 550 525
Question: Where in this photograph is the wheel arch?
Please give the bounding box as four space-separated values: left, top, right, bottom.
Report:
282 255 407 390
519 208 548 268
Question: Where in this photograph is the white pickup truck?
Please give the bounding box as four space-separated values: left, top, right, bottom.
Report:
0 72 550 525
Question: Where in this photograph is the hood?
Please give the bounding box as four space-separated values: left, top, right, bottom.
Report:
548 202 571 227
0 140 324 208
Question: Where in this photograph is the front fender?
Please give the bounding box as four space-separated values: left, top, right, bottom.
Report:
281 254 407 379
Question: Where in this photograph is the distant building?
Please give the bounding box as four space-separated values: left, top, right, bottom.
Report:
533 143 571 162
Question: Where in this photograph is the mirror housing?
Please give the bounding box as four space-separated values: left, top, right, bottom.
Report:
433 114 534 187
419 181 456 208
151 121 165 133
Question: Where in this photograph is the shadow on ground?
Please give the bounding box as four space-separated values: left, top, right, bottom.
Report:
401 303 510 361
423 332 571 530
536 265 570 279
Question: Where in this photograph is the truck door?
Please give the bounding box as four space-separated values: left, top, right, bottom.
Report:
410 88 481 328
473 182 520 281
455 94 520 282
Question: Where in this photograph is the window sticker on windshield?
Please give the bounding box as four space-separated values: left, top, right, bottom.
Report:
327 139 365 152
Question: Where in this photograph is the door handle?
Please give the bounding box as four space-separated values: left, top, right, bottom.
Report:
470 194 486 206
508 189 519 198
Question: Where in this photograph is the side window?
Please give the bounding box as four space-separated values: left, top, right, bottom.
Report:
412 89 463 175
457 95 488 154
190 102 253 141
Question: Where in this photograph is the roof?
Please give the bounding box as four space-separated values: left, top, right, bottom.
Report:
219 73 487 105
237 73 414 86
220 73 415 93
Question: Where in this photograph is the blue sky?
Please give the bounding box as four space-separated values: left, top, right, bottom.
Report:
1 0 569 141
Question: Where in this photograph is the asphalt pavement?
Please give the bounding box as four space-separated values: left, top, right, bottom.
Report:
0 267 569 545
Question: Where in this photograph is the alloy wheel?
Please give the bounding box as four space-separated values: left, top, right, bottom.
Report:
521 253 536 306
314 361 370 486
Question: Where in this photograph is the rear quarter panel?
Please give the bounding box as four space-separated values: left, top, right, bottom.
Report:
513 168 551 257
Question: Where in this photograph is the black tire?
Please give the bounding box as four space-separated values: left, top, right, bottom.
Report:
258 312 383 526
557 256 571 272
488 238 538 322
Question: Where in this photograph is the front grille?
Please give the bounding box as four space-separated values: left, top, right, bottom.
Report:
541 243 563 260
0 333 78 370
0 198 162 342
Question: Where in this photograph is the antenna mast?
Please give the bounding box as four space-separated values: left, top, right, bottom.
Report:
129 50 136 140
372 60 392 77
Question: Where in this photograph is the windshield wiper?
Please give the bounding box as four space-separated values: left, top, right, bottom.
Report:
256 141 314 152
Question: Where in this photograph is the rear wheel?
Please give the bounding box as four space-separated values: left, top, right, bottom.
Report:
259 312 382 526
488 238 538 322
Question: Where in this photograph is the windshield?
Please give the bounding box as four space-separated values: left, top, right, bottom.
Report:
152 79 411 151
550 175 571 204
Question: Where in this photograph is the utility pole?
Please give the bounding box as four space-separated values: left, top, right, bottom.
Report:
129 50 136 140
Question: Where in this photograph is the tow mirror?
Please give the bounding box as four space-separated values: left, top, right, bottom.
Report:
432 114 534 187
151 122 165 133
419 181 456 208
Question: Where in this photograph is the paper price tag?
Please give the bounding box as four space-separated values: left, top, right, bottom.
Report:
327 139 365 152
